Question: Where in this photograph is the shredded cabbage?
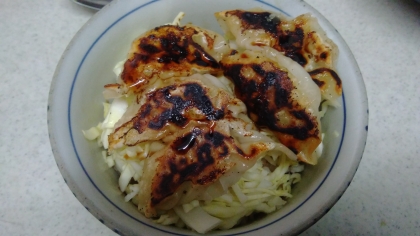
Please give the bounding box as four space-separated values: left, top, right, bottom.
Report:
82 125 101 140
170 12 185 26
174 206 222 234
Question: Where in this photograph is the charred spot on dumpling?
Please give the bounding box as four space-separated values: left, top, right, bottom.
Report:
275 28 307 66
309 68 342 101
196 143 215 167
147 108 178 129
140 41 161 54
228 10 281 35
204 131 226 148
290 110 316 137
151 131 232 207
312 78 325 87
204 131 232 159
309 68 342 88
183 83 225 120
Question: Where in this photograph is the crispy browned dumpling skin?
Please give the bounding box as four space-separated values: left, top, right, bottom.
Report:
215 9 342 104
309 68 342 106
147 127 238 213
108 81 226 149
221 49 321 164
119 25 228 94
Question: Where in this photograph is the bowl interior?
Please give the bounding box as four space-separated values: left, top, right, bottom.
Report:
48 0 368 235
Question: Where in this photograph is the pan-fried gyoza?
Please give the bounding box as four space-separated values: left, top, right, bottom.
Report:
112 24 230 96
215 9 342 106
82 9 343 234
220 47 321 164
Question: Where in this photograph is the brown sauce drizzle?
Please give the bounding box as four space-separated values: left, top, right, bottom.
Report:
172 128 201 154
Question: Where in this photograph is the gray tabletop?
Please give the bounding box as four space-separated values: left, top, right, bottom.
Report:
1 0 419 235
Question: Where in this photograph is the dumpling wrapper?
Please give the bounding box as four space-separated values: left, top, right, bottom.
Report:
220 46 322 165
215 9 342 105
107 74 296 217
115 24 230 96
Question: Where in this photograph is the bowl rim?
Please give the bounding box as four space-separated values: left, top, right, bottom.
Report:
48 0 369 235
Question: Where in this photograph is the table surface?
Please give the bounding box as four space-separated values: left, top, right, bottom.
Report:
1 0 419 235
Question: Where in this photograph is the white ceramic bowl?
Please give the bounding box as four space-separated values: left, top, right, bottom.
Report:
48 0 368 235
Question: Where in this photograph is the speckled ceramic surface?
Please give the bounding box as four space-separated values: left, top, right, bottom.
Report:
48 0 368 235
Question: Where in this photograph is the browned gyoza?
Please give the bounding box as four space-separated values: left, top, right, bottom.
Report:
107 74 295 217
215 9 342 105
118 24 230 94
221 48 322 165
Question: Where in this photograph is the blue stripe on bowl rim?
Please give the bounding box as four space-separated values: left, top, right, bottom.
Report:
67 0 347 235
